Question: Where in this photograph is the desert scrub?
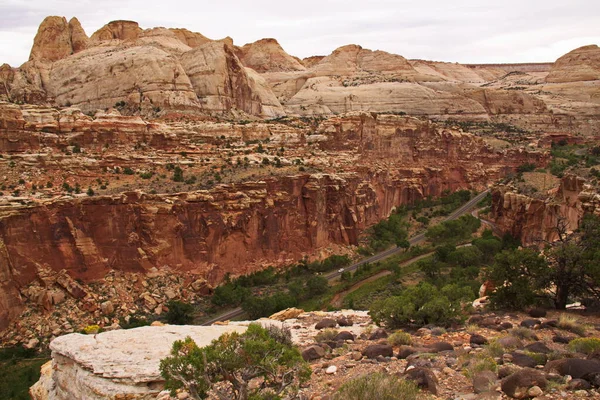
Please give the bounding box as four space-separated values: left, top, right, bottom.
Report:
388 331 413 346
82 324 101 334
333 373 420 400
568 338 600 355
510 327 538 340
484 340 505 358
315 329 339 343
462 353 498 379
524 351 547 366
558 314 587 336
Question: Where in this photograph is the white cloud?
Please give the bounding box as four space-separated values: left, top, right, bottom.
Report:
0 0 599 67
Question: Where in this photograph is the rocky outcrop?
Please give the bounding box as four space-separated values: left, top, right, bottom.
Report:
90 20 142 42
489 175 600 245
311 44 418 77
45 44 200 113
28 16 89 62
237 38 306 72
30 325 248 399
180 42 284 116
546 45 600 83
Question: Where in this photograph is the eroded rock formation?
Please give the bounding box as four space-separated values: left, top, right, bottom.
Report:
489 175 600 245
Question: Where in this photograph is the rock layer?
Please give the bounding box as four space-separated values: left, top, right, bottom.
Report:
490 175 600 245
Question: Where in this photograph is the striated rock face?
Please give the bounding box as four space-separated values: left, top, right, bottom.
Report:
180 42 284 116
0 110 547 330
68 17 89 54
31 325 248 399
169 28 212 48
29 16 73 62
90 20 142 42
546 45 600 83
489 175 600 245
311 44 418 77
45 44 199 112
29 17 89 61
29 16 89 62
237 38 306 72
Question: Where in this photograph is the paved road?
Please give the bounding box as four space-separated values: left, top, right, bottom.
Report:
201 189 490 326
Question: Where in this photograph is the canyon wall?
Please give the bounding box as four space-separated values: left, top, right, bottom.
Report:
489 175 600 246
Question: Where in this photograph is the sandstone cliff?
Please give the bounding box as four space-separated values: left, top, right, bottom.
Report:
29 16 89 62
489 175 600 246
0 110 547 330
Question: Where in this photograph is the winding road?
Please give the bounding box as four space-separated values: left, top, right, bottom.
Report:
201 189 490 326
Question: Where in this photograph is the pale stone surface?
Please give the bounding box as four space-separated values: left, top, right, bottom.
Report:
31 325 248 400
237 38 306 73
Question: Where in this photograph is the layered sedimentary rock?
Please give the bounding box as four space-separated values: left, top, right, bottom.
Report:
237 38 306 72
0 111 547 330
489 175 600 245
90 20 142 43
29 16 89 62
180 42 284 117
546 45 600 83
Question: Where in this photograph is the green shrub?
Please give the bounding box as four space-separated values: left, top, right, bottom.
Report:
369 282 464 328
568 338 600 355
387 331 413 346
510 327 538 340
315 329 339 343
463 354 497 379
165 300 194 325
160 323 310 400
333 373 419 400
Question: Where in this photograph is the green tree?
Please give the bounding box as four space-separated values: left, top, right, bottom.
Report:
543 215 600 309
172 166 184 182
369 282 464 328
160 324 311 400
165 300 195 325
486 248 549 310
305 276 329 297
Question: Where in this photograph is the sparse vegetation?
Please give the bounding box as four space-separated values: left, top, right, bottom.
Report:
568 338 600 355
160 324 310 400
333 373 420 400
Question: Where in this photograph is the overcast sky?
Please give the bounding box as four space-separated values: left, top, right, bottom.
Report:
1 0 599 67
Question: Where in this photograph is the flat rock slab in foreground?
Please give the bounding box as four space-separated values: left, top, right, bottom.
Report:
31 325 248 400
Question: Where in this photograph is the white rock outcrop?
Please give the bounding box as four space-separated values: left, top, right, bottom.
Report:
30 325 247 400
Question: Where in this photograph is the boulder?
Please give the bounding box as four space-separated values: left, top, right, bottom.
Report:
362 344 393 359
302 345 325 361
473 370 498 394
510 352 538 368
568 378 592 390
524 342 551 354
314 318 337 330
528 308 547 318
520 319 540 328
269 307 304 321
336 316 353 327
334 331 355 341
368 328 388 340
100 301 114 315
501 368 547 399
428 341 454 353
403 367 438 395
545 358 600 379
470 334 489 346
